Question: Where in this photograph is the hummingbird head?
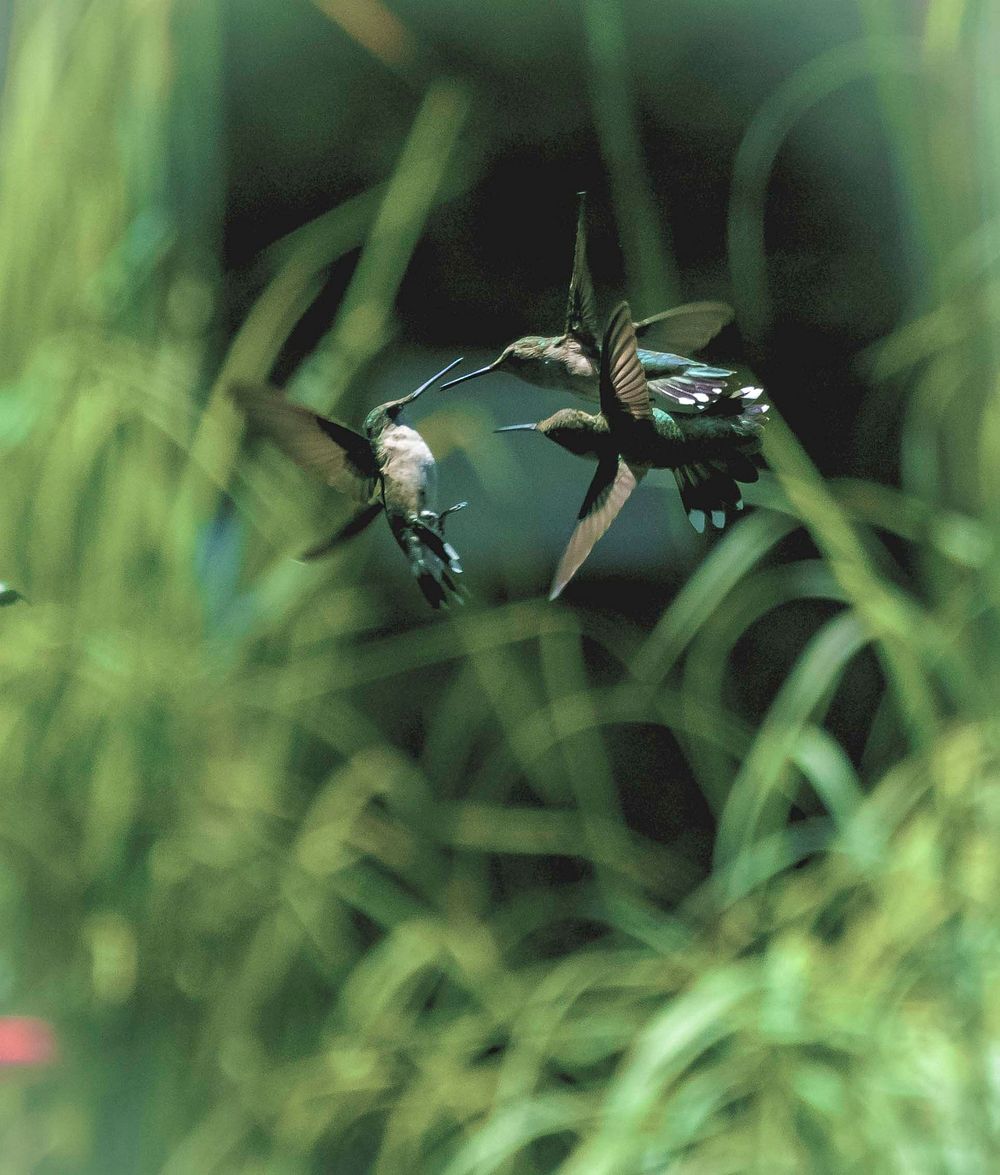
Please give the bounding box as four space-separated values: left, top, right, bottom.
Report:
536 408 609 456
496 408 607 459
365 357 464 434
362 405 392 437
440 336 559 390
500 335 553 366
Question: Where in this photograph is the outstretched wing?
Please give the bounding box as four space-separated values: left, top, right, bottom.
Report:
600 302 652 423
633 301 734 352
231 382 378 502
564 193 600 348
549 455 645 600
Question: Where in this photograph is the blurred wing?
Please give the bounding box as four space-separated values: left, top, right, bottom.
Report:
231 382 377 501
633 301 734 352
298 503 383 561
600 302 652 422
549 456 645 600
564 193 599 347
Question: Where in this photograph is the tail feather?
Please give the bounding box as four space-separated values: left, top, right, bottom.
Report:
675 386 769 532
647 364 750 413
699 383 768 419
673 463 745 532
400 510 467 609
648 372 729 410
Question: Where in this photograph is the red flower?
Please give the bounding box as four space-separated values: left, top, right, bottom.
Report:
0 1017 56 1067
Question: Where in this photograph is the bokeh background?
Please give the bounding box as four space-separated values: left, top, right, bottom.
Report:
0 0 998 1171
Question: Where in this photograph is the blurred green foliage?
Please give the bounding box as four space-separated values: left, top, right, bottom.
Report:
0 1 999 1172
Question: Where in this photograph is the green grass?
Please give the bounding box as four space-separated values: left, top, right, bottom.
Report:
0 0 998 1172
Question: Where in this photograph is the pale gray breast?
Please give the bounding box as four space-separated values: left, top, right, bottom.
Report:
376 424 437 519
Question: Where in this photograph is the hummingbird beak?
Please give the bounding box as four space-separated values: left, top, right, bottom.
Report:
493 423 538 434
439 357 503 390
393 357 465 410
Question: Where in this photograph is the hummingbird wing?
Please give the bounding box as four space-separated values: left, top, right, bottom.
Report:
632 301 734 352
549 455 645 600
231 383 378 502
298 502 384 561
564 193 600 348
600 302 653 423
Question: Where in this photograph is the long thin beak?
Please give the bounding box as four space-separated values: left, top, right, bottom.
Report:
494 423 538 434
440 359 502 390
397 356 465 408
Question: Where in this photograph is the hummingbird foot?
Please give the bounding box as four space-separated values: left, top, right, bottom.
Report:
436 501 469 530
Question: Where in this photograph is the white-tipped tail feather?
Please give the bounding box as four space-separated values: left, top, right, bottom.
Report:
673 385 769 531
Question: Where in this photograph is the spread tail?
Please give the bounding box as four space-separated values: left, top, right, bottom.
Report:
674 386 769 531
398 507 468 608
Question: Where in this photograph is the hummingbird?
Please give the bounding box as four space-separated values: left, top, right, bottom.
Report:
231 360 468 609
441 192 737 410
496 302 769 600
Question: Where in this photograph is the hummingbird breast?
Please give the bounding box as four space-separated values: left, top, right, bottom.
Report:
544 411 616 460
375 423 437 519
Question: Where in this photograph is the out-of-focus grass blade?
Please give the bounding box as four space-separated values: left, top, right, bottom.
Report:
715 609 869 881
317 77 471 408
632 510 801 685
184 75 471 509
681 559 847 812
443 1094 589 1175
580 0 678 311
539 630 632 903
762 412 944 744
561 966 760 1175
728 36 922 341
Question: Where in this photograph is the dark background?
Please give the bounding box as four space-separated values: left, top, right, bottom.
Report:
223 0 910 485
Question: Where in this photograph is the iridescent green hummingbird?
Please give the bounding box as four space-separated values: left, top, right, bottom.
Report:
441 192 736 410
497 302 769 600
231 360 468 609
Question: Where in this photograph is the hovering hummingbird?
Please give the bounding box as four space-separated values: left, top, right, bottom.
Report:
231 361 468 609
497 302 769 600
441 192 737 410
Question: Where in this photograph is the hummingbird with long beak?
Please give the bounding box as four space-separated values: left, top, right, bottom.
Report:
441 193 737 410
231 361 468 609
497 302 769 600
